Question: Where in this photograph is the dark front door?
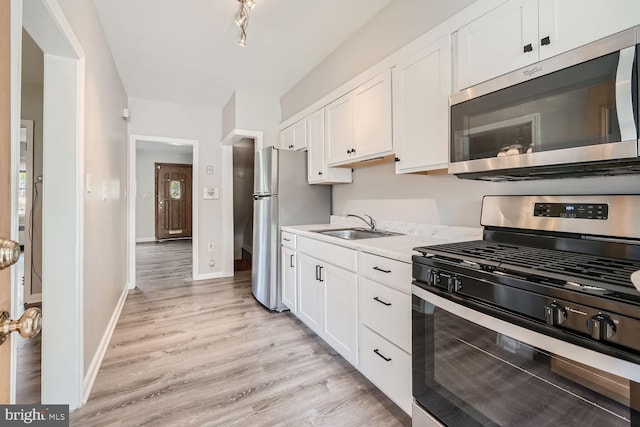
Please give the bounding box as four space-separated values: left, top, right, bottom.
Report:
155 163 192 240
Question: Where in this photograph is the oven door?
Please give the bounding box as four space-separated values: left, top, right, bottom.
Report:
412 285 640 427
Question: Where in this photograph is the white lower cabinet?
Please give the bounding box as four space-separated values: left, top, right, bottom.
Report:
289 234 412 414
358 252 413 415
297 252 324 335
281 246 297 313
360 325 412 415
296 238 358 366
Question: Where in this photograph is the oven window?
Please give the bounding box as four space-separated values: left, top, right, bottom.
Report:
450 51 629 163
412 296 636 426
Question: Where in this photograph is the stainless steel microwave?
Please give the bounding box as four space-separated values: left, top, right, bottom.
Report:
449 26 639 181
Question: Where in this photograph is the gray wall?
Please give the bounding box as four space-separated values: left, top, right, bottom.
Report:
136 148 193 241
280 0 476 120
58 0 129 375
283 0 640 228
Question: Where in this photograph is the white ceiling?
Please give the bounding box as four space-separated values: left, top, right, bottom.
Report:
93 0 393 109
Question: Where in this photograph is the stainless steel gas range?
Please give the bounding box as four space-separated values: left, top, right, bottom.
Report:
412 195 640 427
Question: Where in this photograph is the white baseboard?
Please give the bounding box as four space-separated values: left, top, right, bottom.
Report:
241 243 252 254
194 271 226 281
136 237 157 243
83 283 129 403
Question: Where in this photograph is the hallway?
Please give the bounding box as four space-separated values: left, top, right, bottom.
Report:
70 243 409 426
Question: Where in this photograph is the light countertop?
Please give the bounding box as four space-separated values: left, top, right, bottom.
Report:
282 223 482 263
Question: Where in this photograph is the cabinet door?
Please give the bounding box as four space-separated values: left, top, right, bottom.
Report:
307 109 326 184
297 253 323 334
393 36 451 174
307 109 352 185
322 264 358 366
326 93 354 165
353 70 393 159
292 119 307 150
538 0 640 60
456 0 538 90
280 126 295 150
281 246 297 313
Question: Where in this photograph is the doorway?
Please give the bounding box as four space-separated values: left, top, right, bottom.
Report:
15 28 44 404
155 162 193 241
233 139 254 272
129 136 199 288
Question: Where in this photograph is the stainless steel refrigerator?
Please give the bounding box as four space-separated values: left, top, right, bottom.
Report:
252 146 331 310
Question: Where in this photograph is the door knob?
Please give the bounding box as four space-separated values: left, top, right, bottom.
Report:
0 238 20 270
0 308 42 345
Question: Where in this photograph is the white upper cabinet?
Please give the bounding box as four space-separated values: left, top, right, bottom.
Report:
325 93 354 165
327 70 393 166
537 0 640 60
307 109 352 185
456 0 538 90
456 0 640 90
352 70 393 160
393 35 451 174
279 118 307 151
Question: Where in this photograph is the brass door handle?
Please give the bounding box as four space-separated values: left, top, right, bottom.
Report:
0 308 42 345
0 238 20 270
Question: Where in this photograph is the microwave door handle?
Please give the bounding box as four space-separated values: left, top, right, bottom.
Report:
615 46 637 142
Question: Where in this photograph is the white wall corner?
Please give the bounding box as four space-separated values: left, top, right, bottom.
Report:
83 283 129 404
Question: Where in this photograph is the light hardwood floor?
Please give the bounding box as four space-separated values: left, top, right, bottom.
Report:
71 241 410 426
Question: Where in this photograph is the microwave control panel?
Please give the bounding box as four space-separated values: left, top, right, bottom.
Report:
533 203 609 220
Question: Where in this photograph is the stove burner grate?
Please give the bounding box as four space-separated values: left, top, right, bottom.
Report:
420 240 640 290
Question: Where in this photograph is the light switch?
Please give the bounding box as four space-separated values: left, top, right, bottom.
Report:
206 166 214 175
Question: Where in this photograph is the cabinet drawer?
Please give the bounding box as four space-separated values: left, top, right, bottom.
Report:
281 231 296 249
360 277 411 352
298 236 357 272
360 325 412 415
359 252 411 293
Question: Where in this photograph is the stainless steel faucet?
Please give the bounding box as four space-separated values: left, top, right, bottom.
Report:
346 214 376 231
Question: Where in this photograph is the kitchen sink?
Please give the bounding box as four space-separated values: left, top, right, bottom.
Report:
312 228 403 240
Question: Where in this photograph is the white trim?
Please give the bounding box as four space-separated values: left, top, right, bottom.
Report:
241 243 252 254
278 0 508 129
135 237 157 243
9 0 23 405
222 128 264 151
128 134 199 290
82 283 128 403
194 271 224 281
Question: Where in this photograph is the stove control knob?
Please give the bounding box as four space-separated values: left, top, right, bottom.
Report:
452 276 463 292
544 303 567 326
587 314 616 340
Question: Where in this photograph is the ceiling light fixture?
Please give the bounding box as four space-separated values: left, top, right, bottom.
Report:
234 0 256 47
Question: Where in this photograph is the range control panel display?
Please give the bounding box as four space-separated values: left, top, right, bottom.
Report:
534 203 608 219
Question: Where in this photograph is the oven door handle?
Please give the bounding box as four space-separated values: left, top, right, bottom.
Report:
615 46 637 142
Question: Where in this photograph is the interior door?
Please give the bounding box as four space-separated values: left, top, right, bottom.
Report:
0 0 12 402
155 163 192 240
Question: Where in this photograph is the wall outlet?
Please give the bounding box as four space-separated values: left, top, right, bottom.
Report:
207 243 214 252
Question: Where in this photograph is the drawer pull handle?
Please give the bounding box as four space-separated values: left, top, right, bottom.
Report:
374 349 392 362
373 296 391 307
290 254 295 268
373 266 391 273
283 238 291 242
